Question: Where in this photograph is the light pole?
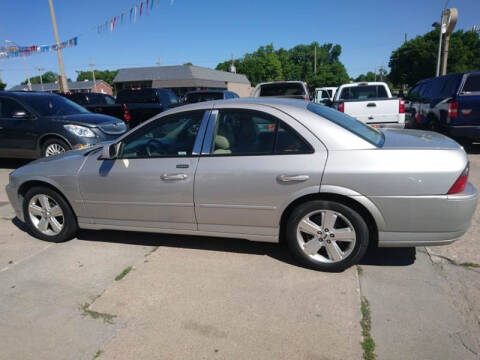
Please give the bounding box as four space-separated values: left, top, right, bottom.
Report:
5 40 32 91
36 67 45 91
48 0 68 93
89 61 97 93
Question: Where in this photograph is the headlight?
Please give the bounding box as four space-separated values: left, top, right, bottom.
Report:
64 124 96 138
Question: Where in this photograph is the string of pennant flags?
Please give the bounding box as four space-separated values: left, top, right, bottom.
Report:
0 0 174 60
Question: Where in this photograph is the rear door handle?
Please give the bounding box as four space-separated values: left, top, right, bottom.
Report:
367 103 376 107
161 173 188 181
277 175 310 182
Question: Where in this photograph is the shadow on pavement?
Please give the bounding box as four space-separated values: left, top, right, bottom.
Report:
0 158 31 170
465 143 480 155
360 246 416 266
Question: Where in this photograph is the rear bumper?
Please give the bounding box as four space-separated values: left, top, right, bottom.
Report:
376 183 478 247
368 122 405 129
446 125 480 140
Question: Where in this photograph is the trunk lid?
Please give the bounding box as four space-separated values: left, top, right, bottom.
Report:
381 129 462 150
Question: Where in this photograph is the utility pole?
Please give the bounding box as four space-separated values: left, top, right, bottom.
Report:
156 58 161 66
36 67 45 91
314 45 317 74
441 8 458 75
404 33 407 43
48 0 68 92
89 61 97 92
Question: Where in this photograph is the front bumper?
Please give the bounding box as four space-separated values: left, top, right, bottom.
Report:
6 183 23 222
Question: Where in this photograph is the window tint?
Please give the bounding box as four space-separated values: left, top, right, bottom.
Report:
439 74 461 97
338 85 388 100
462 74 480 93
159 90 179 105
0 97 27 118
259 83 306 97
186 92 223 103
119 110 204 158
307 103 384 147
275 122 313 154
26 95 89 116
116 89 157 103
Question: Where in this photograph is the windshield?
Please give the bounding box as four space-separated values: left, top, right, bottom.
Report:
27 95 90 116
259 83 306 96
307 102 384 147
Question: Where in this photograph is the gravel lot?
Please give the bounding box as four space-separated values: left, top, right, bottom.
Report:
0 153 479 360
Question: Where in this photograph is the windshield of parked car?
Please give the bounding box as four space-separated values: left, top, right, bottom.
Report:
260 83 306 96
88 93 116 105
185 92 223 103
338 85 388 100
461 74 480 94
307 102 384 147
26 95 90 116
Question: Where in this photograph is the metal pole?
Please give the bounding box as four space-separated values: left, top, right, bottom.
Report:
89 62 96 92
436 27 443 77
314 45 317 74
36 67 45 91
22 56 32 91
441 34 450 75
48 0 68 92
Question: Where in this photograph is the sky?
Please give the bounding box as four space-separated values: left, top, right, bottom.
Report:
1 0 479 88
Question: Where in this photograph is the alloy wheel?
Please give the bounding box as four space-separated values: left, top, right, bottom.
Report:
296 209 356 263
28 194 64 236
45 143 66 157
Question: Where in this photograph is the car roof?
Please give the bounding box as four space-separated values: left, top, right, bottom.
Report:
184 90 229 95
0 91 61 98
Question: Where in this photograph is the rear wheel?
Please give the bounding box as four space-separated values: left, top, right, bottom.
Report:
42 138 70 157
23 186 77 242
285 200 369 272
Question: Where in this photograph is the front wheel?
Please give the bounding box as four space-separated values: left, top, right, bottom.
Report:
42 138 70 157
23 186 78 242
285 200 369 272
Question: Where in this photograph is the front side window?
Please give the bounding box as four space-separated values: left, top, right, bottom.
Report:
462 74 480 94
211 109 312 156
118 110 204 158
26 95 89 116
0 97 28 118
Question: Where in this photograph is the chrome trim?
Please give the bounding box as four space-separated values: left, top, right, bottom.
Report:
192 110 212 155
201 110 218 155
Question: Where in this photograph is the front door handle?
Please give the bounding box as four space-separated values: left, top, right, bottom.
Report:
367 103 377 107
161 173 188 181
277 174 310 182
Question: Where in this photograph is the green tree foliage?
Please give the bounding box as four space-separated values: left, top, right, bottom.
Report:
21 71 58 85
354 72 377 82
76 69 119 86
216 42 349 91
0 77 6 90
389 29 480 87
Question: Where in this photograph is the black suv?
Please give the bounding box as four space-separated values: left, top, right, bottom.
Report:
0 91 127 159
181 90 239 104
406 71 480 143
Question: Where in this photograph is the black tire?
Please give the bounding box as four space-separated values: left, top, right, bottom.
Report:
23 186 78 243
41 138 70 158
285 200 369 272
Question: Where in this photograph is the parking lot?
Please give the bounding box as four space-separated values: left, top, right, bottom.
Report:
0 154 479 360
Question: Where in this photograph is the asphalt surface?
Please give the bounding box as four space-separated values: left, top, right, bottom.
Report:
0 154 479 359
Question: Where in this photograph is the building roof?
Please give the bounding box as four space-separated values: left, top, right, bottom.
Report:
9 80 110 92
113 65 250 85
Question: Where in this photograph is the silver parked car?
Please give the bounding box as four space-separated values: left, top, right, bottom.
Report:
6 98 478 271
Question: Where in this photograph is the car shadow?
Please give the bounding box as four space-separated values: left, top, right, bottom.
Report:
465 143 480 155
0 158 31 170
360 246 416 266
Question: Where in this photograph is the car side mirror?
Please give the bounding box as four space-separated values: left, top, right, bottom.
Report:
11 110 30 119
101 142 119 160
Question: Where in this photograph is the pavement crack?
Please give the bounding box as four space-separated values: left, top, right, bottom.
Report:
452 331 480 357
425 248 480 273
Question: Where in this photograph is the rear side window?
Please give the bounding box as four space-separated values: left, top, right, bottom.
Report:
275 122 313 154
338 85 388 100
462 74 480 94
259 83 306 97
307 103 384 147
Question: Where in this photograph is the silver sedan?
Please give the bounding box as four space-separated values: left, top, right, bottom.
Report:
6 98 478 271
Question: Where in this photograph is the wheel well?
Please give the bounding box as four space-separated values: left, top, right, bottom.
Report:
17 180 77 219
38 135 71 151
279 193 379 247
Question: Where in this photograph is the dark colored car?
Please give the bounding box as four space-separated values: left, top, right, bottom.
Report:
406 72 480 143
0 91 127 159
63 92 129 124
115 88 180 128
181 90 239 104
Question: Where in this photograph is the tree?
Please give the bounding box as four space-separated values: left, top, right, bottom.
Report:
76 69 119 86
0 77 6 90
354 72 377 82
216 42 349 90
21 71 58 85
389 29 480 87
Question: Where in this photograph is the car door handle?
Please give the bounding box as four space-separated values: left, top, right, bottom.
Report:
277 175 310 182
161 173 188 181
367 103 376 107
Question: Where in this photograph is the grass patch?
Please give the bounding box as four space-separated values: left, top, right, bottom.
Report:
115 266 133 281
93 350 103 359
360 296 376 360
357 265 364 276
460 262 480 268
80 303 116 324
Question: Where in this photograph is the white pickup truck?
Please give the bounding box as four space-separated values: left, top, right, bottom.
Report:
332 82 405 128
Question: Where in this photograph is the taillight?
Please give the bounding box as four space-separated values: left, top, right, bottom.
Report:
448 101 459 118
338 102 345 113
447 163 469 194
415 113 422 124
122 104 131 122
399 99 405 114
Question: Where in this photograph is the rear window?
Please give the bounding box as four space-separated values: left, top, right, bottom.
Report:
307 103 384 147
462 74 480 94
116 89 157 103
338 85 388 100
87 93 116 105
259 83 306 97
185 92 223 103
